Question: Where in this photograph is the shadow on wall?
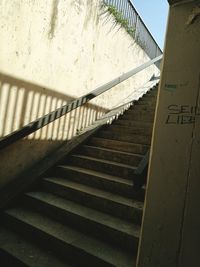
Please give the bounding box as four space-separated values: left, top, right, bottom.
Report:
0 72 107 141
0 72 107 189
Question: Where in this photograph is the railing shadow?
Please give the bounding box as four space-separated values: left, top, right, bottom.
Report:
0 72 107 141
0 72 107 188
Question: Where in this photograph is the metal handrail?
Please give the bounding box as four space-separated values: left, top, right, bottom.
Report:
104 0 162 59
0 55 162 150
127 0 162 54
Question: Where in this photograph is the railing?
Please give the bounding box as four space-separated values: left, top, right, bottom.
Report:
0 56 161 209
0 77 160 210
104 0 162 61
0 55 162 150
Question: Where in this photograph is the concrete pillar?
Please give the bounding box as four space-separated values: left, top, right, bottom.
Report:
137 2 200 267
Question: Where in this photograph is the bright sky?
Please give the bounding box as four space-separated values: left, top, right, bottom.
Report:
131 0 169 49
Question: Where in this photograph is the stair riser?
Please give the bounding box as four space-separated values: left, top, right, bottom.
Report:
143 94 157 98
131 105 155 112
0 87 158 267
78 146 142 166
147 92 157 96
138 96 156 102
0 249 28 267
135 100 156 106
142 98 157 103
121 114 154 122
53 166 134 198
2 214 113 267
67 156 136 179
89 138 149 154
114 120 153 129
106 125 152 136
125 109 155 116
52 166 145 201
23 196 138 252
145 89 157 94
42 180 142 224
96 131 151 145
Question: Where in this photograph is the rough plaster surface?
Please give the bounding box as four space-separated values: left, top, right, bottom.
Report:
0 0 159 188
137 3 200 266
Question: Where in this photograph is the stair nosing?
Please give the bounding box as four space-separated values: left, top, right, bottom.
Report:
90 137 149 147
57 165 134 186
109 124 152 130
98 130 151 139
82 145 143 158
25 191 140 238
116 119 153 125
5 208 134 267
71 154 137 170
0 227 70 267
43 177 143 210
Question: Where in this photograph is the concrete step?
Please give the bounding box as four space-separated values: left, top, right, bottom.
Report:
42 177 143 223
131 104 156 112
0 226 70 267
105 124 152 136
138 94 156 102
88 137 149 154
52 165 145 200
114 119 153 129
0 248 28 267
78 145 143 165
67 154 137 179
146 89 158 96
141 90 157 97
96 131 151 145
143 89 158 96
135 99 156 106
53 165 138 198
143 94 157 99
122 112 154 122
3 208 135 267
125 109 155 116
24 191 140 251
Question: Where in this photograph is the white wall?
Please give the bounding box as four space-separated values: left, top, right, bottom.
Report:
0 0 159 188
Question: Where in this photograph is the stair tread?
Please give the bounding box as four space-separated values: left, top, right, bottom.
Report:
89 137 149 155
117 119 153 125
5 208 135 267
0 226 69 267
82 145 143 158
89 137 149 148
97 131 151 143
98 130 150 137
25 191 140 238
109 124 152 131
123 112 154 116
57 165 134 186
43 177 143 210
71 154 137 170
107 126 152 136
127 109 154 113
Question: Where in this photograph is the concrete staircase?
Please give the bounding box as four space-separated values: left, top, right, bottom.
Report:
0 86 158 267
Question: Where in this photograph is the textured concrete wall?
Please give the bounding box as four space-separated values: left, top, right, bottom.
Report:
137 2 200 266
0 0 159 188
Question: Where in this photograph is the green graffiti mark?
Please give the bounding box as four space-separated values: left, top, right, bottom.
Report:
164 83 177 92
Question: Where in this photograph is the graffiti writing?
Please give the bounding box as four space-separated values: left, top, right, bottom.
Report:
166 104 200 124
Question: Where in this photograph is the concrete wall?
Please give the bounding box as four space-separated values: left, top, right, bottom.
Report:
0 0 159 188
137 2 200 266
